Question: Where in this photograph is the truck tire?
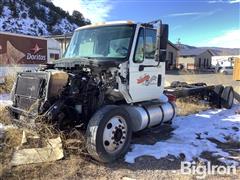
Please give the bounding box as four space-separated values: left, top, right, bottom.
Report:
170 81 180 88
210 85 224 108
221 86 234 109
170 81 187 88
86 105 132 163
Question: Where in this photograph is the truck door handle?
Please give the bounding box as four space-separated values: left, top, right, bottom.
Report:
139 64 159 71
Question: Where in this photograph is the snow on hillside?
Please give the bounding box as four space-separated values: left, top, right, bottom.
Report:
125 105 240 166
0 0 86 36
52 18 77 34
0 5 49 35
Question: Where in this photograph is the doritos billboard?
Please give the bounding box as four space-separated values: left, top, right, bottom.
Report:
0 32 48 65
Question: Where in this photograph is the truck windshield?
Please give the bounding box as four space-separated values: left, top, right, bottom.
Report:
63 25 135 60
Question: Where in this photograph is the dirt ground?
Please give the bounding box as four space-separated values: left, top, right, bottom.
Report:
1 72 240 180
2 125 239 180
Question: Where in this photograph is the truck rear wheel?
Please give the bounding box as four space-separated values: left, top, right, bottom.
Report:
210 85 224 108
221 86 234 109
86 105 132 163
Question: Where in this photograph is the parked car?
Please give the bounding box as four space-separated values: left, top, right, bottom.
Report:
219 66 233 75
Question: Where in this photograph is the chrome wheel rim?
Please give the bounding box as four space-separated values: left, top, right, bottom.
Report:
103 116 127 154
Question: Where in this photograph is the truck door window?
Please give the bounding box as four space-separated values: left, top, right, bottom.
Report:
145 29 156 59
134 28 144 63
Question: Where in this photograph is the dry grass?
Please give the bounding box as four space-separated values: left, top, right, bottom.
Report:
176 97 210 116
0 128 23 177
3 128 23 148
0 128 88 179
62 128 88 158
0 75 15 94
0 106 13 125
0 111 89 179
0 107 22 176
0 122 57 178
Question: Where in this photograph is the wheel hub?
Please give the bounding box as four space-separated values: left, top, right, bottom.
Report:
103 116 127 154
114 128 123 142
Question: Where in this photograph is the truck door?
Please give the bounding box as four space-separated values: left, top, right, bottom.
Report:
129 26 165 102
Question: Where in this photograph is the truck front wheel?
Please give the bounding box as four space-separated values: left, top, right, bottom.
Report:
86 106 132 163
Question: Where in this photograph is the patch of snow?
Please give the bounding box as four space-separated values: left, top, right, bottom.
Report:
0 94 12 106
2 6 11 16
52 18 78 34
125 104 240 166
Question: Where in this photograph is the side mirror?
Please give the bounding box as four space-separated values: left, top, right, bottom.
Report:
159 24 169 62
139 20 168 71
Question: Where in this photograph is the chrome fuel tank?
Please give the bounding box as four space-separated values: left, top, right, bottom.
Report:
123 102 176 132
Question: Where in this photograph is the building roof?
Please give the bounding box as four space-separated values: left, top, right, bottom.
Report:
0 31 47 40
179 48 214 56
168 41 179 51
45 33 73 40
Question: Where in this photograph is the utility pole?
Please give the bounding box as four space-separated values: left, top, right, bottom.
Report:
176 38 181 49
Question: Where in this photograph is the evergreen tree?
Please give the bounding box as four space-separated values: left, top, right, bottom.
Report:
0 3 3 16
9 0 18 18
21 12 27 19
35 7 46 21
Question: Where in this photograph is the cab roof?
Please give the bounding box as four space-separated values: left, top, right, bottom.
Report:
75 21 135 31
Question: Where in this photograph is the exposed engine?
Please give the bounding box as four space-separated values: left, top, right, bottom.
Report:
10 65 125 128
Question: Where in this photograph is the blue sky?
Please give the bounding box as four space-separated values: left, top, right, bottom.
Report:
53 0 240 48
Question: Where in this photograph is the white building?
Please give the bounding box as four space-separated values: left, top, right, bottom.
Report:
212 55 240 67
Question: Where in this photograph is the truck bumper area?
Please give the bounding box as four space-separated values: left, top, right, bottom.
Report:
8 98 68 124
7 105 36 119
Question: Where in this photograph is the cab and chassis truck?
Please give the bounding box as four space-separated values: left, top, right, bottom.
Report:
8 20 234 162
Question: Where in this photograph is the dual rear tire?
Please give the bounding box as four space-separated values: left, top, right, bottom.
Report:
212 85 234 109
221 86 234 109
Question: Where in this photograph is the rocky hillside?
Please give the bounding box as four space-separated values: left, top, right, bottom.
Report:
0 0 90 36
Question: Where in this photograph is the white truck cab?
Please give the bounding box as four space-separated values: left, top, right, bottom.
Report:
71 20 168 103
